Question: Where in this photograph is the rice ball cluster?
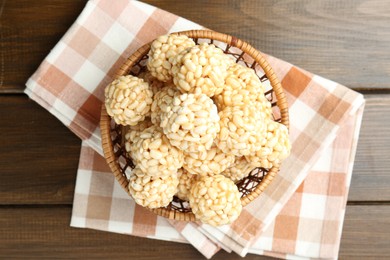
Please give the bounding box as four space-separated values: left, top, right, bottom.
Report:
126 125 184 178
147 34 195 82
138 71 165 94
160 93 220 153
104 33 291 226
125 118 153 151
215 105 267 156
246 120 291 169
183 143 235 176
176 168 198 201
150 84 180 125
171 42 233 97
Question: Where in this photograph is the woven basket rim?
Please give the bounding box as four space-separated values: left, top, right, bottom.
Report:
100 29 289 222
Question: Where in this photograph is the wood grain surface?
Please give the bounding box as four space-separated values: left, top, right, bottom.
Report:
0 0 86 93
0 206 388 259
2 0 390 92
350 94 390 202
0 96 80 205
0 0 389 259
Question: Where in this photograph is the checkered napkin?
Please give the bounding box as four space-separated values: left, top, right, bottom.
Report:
24 0 365 259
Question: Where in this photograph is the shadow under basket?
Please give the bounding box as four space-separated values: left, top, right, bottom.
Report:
100 30 289 222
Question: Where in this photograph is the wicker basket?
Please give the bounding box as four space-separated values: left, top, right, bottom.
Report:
100 30 289 221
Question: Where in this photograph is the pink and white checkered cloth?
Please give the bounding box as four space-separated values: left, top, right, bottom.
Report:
25 1 365 259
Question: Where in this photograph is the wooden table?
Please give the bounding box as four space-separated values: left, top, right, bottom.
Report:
1 0 389 258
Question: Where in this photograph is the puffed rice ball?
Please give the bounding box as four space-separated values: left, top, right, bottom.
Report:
161 93 220 153
176 168 198 201
129 125 184 178
138 71 164 95
222 156 256 182
255 94 274 121
214 63 266 110
246 120 291 169
147 34 196 82
183 143 235 176
215 105 266 156
189 175 242 226
124 118 153 152
105 75 153 126
150 84 180 125
171 42 234 97
129 166 179 209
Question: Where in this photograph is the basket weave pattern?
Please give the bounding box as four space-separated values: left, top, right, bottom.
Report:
100 30 289 221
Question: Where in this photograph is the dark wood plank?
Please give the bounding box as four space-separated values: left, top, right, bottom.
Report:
0 205 388 258
0 94 388 204
340 205 390 258
0 0 86 93
349 94 390 201
0 95 80 204
0 207 274 259
1 0 390 93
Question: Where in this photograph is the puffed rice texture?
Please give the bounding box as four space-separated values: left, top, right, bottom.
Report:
147 34 195 82
189 174 242 226
105 75 153 126
128 125 184 178
222 156 256 182
124 118 153 152
150 84 180 125
246 120 291 169
129 166 179 209
215 104 266 156
214 63 265 110
171 42 233 97
176 168 198 201
161 93 220 153
183 143 235 176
